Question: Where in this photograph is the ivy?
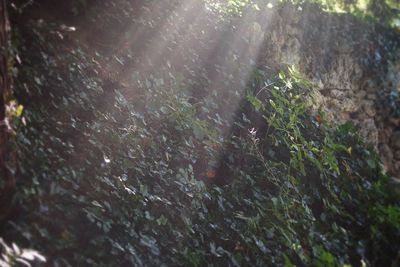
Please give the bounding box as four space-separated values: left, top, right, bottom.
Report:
1 1 399 266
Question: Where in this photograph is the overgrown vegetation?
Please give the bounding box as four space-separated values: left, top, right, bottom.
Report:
1 0 399 266
283 0 400 26
217 0 400 26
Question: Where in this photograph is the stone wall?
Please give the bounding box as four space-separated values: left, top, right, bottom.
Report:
260 4 400 179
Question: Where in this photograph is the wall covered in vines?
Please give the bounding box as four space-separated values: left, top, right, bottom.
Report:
0 0 399 266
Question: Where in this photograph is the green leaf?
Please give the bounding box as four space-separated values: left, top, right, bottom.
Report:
247 95 263 110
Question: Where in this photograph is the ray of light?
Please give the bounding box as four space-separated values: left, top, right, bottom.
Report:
98 1 278 152
75 1 287 179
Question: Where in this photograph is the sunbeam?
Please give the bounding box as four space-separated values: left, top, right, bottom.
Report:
3 0 400 266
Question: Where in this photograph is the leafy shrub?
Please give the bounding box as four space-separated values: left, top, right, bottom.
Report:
0 238 45 267
1 1 399 267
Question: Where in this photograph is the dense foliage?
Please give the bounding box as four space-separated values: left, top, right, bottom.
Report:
1 0 400 266
283 0 400 26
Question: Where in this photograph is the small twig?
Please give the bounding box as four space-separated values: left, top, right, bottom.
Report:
256 82 274 96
